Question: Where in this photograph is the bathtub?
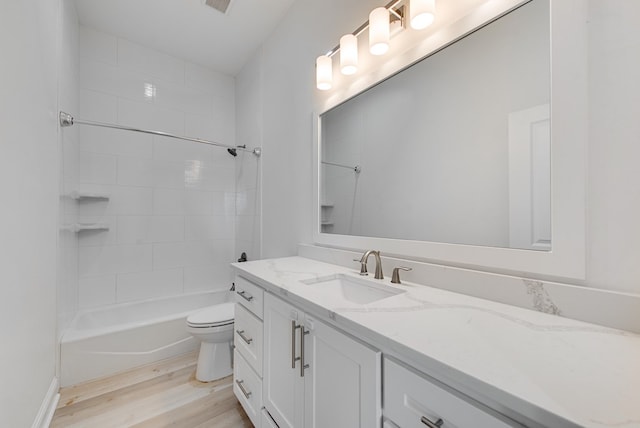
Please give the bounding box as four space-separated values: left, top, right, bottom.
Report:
60 290 231 387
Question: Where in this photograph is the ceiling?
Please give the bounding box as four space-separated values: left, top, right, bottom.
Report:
74 0 297 76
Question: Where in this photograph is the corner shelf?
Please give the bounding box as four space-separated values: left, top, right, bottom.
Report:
68 191 111 200
63 223 110 233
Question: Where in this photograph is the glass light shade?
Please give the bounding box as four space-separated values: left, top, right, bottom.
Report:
316 55 333 91
340 34 358 75
369 7 390 56
410 0 436 30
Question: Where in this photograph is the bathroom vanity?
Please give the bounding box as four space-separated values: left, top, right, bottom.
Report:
231 256 640 428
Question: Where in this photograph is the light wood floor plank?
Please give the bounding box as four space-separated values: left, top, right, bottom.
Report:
52 352 252 428
58 351 199 409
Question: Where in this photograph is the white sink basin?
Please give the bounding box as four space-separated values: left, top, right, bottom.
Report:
301 274 404 305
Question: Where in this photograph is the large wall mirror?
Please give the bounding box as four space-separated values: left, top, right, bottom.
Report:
313 0 587 279
321 0 550 251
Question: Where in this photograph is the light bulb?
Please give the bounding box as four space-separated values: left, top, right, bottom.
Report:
316 55 332 90
410 0 436 30
340 34 358 75
369 7 390 56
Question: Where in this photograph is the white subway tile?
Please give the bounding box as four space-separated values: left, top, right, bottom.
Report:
236 189 258 216
153 242 185 269
117 38 185 84
117 215 184 244
212 191 236 216
236 215 260 243
80 60 152 103
185 113 217 142
79 126 153 159
184 240 234 267
79 151 117 184
79 244 152 277
153 189 184 215
185 62 234 98
77 185 153 216
184 190 213 215
79 26 117 64
185 215 234 241
116 268 183 302
153 160 185 189
79 275 117 308
153 135 213 163
184 264 232 293
152 105 185 135
117 98 154 130
79 89 117 123
117 156 154 187
155 81 213 116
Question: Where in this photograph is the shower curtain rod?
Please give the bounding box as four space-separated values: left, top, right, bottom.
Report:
59 111 261 157
321 160 361 173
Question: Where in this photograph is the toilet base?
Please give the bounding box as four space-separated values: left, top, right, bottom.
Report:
195 340 233 382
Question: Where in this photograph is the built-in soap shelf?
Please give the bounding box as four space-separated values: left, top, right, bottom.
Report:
321 201 334 228
63 223 110 233
68 190 110 200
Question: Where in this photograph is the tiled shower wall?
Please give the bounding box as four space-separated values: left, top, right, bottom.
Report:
74 26 238 308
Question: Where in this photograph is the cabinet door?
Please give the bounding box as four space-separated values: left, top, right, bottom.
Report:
303 316 382 428
263 294 304 428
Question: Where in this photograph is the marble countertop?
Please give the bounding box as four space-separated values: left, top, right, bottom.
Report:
232 256 640 428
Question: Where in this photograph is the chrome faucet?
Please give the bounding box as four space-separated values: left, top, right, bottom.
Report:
355 250 384 279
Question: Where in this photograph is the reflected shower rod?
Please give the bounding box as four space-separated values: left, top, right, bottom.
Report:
321 160 361 173
58 111 261 157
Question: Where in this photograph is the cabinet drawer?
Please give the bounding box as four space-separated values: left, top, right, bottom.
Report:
234 350 262 427
235 303 263 377
383 358 518 428
235 275 264 319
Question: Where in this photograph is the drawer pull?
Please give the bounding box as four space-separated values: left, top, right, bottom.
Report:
236 329 253 344
300 326 310 377
237 290 254 302
291 321 301 368
420 417 443 428
236 379 252 399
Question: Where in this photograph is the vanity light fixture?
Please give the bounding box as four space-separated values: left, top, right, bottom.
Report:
316 55 333 90
369 7 391 55
315 0 435 90
409 0 436 30
340 34 358 75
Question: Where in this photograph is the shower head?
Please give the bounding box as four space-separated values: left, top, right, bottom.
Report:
227 148 237 157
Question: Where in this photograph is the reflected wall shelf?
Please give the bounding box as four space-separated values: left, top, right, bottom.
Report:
64 223 110 233
69 191 110 200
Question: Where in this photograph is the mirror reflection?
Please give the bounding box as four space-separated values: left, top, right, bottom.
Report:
320 0 551 251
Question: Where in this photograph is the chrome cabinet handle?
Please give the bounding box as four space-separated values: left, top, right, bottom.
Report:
291 321 301 368
236 379 252 399
300 326 310 377
237 290 254 302
236 329 253 345
420 416 443 428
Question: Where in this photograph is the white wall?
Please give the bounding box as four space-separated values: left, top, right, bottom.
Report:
75 27 237 308
0 0 71 425
237 0 640 294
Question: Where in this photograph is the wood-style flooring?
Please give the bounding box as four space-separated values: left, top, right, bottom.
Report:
51 351 253 428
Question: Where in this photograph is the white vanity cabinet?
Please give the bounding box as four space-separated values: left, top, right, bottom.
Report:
263 293 382 428
233 276 265 427
383 358 522 428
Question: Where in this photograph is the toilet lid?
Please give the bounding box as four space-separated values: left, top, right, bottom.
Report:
187 302 234 326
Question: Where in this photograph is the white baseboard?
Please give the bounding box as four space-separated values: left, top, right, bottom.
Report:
32 377 59 428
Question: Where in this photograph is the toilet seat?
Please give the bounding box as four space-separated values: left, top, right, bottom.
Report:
187 302 234 328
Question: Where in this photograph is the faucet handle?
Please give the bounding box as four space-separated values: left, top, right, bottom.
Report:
353 258 368 276
391 267 412 284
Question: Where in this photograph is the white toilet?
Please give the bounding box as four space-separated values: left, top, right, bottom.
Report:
186 302 235 382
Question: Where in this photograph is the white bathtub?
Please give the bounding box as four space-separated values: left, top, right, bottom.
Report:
60 290 231 387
